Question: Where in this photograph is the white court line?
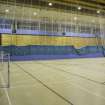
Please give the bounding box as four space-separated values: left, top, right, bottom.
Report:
70 80 105 100
17 63 105 100
19 62 105 100
0 73 12 105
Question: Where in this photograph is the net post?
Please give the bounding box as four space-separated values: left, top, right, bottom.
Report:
7 53 10 88
0 51 10 88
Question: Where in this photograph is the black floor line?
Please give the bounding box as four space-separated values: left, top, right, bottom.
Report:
36 62 105 85
14 63 74 105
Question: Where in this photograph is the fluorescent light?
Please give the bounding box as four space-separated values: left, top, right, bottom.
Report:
74 17 77 20
92 20 95 23
78 6 82 10
97 10 100 14
33 12 37 16
48 3 53 6
5 9 9 13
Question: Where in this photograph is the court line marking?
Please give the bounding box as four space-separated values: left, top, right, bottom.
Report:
17 61 105 85
15 62 105 101
14 63 74 105
37 62 105 85
0 73 12 105
10 84 38 89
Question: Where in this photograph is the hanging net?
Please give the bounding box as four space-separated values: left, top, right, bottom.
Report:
0 51 10 88
0 0 105 59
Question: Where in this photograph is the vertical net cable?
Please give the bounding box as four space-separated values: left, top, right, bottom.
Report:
0 0 10 88
97 4 105 56
21 0 25 34
0 52 10 88
98 4 104 55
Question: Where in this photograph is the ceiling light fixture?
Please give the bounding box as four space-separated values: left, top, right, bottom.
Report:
97 10 100 14
5 9 9 13
33 12 37 16
92 20 95 23
74 17 77 20
48 3 53 6
78 6 82 10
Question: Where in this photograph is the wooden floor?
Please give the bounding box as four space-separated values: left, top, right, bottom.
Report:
1 58 105 105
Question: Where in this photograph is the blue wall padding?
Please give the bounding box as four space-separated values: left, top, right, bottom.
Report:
1 45 104 60
1 45 103 56
0 46 2 51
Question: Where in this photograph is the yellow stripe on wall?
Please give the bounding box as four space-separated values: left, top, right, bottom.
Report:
1 34 100 48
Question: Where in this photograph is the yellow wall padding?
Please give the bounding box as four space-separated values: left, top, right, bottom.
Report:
1 34 100 47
